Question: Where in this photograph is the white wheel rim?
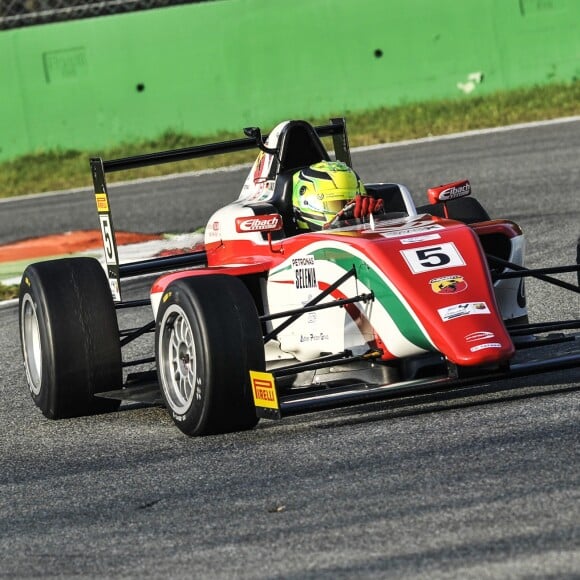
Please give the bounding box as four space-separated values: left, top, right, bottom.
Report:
159 304 198 415
21 295 42 395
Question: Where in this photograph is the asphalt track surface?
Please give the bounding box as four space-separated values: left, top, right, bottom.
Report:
1 119 579 579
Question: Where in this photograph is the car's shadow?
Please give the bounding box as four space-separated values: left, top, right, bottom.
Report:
266 367 580 431
113 366 579 434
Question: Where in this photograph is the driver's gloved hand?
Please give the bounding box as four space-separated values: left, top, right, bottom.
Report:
324 195 384 229
352 194 383 218
339 195 384 220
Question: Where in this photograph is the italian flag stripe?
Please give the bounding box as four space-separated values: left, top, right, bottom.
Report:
310 246 432 351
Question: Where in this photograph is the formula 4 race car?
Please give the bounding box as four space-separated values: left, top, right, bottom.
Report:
19 119 580 436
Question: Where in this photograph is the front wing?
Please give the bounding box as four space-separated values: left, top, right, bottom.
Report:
249 337 580 419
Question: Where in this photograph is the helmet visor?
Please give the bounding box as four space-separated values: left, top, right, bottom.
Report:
321 199 349 215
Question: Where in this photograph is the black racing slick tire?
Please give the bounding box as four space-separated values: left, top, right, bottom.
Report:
156 275 265 437
19 258 122 419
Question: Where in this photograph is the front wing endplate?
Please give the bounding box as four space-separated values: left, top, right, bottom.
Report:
250 370 282 419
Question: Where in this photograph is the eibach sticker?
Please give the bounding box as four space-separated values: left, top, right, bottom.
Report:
235 214 282 233
401 243 466 274
438 301 490 321
429 274 467 294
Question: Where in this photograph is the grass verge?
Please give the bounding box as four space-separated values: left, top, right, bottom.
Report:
0 282 18 301
1 82 579 198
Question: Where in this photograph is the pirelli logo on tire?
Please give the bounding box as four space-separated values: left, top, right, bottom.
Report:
250 371 281 419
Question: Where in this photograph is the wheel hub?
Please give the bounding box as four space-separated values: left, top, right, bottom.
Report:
21 295 42 396
159 305 198 414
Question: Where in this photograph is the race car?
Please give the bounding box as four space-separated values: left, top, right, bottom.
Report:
18 118 580 436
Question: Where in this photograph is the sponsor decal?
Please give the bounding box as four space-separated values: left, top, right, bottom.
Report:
235 214 282 233
206 221 221 241
95 193 109 213
382 224 443 239
400 234 442 245
250 371 279 410
465 331 495 342
428 180 471 203
430 274 467 294
300 332 329 343
295 268 317 290
470 342 502 352
108 278 121 302
253 151 266 183
292 256 317 290
401 242 466 274
437 182 471 201
438 301 490 321
292 256 315 267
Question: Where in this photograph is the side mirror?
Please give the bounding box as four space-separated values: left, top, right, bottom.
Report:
428 179 471 205
243 126 278 155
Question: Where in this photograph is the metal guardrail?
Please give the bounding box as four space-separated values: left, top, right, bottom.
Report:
0 0 211 30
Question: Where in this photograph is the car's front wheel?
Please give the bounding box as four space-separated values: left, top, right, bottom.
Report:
156 275 264 436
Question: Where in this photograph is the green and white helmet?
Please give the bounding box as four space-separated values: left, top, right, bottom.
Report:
292 161 366 230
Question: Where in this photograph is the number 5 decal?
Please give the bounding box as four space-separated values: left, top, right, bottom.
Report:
99 215 116 265
401 242 465 273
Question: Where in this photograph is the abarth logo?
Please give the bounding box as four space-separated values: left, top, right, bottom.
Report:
430 274 467 294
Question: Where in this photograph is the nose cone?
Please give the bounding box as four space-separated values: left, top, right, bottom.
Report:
434 305 515 366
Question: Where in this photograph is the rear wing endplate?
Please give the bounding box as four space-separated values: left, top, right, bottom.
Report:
91 158 122 301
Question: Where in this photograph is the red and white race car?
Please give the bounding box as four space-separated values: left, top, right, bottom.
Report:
19 119 580 436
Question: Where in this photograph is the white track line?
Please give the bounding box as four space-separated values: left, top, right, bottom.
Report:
2 115 579 204
352 115 580 153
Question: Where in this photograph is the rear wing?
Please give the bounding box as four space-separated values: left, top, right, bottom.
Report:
90 118 351 302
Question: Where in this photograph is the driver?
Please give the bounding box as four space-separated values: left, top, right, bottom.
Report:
292 161 383 231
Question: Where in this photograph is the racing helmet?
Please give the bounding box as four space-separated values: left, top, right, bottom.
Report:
292 161 366 230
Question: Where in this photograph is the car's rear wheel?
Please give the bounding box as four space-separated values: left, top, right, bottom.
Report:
156 275 264 436
19 257 122 419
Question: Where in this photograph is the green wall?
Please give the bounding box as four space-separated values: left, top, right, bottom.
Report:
1 0 579 161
